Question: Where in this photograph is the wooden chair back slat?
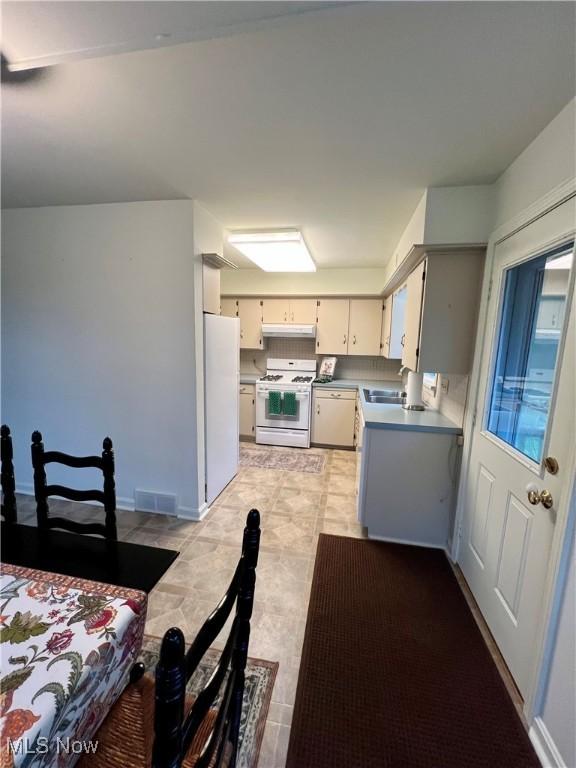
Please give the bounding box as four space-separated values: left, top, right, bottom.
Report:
185 562 241 678
44 485 106 504
43 451 104 469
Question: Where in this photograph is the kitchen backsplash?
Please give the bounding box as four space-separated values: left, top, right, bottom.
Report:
240 338 402 381
421 374 469 427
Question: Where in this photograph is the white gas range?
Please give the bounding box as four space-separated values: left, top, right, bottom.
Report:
255 359 316 448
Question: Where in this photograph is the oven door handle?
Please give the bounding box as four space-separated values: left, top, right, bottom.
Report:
256 391 310 399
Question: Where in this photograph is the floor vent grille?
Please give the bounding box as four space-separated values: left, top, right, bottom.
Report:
134 490 177 516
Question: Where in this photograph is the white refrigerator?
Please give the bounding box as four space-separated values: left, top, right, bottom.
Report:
204 313 240 505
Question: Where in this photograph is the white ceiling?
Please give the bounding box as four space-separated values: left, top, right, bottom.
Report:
2 2 574 268
1 1 336 70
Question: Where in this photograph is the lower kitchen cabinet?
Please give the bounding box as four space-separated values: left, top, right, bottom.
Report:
312 388 356 447
239 384 255 438
358 425 457 547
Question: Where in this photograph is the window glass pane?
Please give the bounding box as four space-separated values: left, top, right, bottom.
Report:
487 244 573 462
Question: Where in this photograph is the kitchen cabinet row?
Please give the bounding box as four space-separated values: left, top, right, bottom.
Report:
239 383 357 448
221 297 386 357
224 247 483 373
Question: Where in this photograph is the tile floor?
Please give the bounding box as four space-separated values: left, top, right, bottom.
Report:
12 445 527 762
13 442 365 767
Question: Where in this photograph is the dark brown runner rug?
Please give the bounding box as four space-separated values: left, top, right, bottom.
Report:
286 534 540 768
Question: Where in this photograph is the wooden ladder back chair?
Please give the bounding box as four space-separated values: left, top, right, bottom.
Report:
133 508 261 768
1 425 17 523
31 430 118 540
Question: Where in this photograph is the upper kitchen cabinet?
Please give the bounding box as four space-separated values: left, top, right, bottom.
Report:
402 261 426 371
262 298 317 324
202 263 221 315
398 248 485 373
380 296 393 358
316 299 350 354
237 299 263 349
389 285 407 359
348 299 383 356
289 299 317 324
262 298 290 323
220 298 238 318
380 296 392 358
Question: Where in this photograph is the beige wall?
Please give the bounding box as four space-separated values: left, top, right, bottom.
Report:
221 268 388 296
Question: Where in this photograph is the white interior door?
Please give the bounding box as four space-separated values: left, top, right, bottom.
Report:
459 197 575 700
204 314 240 505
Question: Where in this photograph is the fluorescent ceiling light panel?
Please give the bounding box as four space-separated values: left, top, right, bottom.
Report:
228 230 316 272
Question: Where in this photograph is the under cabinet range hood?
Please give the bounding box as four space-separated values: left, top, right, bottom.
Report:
261 323 316 339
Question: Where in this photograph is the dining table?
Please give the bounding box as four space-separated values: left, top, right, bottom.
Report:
0 562 147 768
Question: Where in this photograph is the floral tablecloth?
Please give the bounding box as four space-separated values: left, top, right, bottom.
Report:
0 564 147 768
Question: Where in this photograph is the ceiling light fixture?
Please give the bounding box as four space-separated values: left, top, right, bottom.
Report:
227 230 316 272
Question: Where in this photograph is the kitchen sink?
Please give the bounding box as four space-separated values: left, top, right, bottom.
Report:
363 388 405 404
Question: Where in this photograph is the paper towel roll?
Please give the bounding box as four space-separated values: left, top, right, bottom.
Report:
406 371 424 408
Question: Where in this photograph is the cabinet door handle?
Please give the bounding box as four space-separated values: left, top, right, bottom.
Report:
343 334 347 345
317 405 321 415
331 393 341 398
284 312 287 321
401 333 405 347
353 335 356 345
291 312 294 321
240 330 244 339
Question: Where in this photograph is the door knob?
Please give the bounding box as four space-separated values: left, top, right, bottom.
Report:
527 488 554 509
527 489 540 505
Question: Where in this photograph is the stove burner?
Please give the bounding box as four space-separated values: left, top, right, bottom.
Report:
292 376 313 383
260 374 283 382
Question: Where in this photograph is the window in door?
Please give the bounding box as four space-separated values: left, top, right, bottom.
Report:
486 242 573 463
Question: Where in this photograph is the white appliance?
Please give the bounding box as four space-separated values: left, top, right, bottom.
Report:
403 371 425 411
204 314 240 504
261 324 316 339
255 358 316 448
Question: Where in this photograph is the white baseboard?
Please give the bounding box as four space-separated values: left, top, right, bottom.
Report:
366 531 447 551
529 717 566 768
177 502 210 521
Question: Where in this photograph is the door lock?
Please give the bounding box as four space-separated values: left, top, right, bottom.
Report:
544 456 559 475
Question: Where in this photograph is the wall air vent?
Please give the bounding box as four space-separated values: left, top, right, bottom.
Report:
134 489 177 516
